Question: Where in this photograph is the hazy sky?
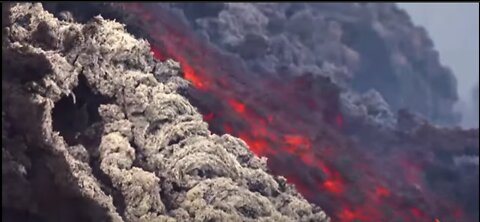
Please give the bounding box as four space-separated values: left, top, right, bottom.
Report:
397 3 479 128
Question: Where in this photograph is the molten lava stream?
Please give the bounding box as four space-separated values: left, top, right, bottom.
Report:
116 3 473 222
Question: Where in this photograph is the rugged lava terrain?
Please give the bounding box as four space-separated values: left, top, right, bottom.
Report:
2 3 328 222
2 3 479 222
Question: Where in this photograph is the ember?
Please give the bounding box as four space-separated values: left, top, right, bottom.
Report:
116 3 478 222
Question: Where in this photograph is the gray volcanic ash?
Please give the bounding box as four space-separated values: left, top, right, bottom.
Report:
111 3 478 221
2 2 479 222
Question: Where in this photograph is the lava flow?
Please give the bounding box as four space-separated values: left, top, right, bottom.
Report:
116 3 475 222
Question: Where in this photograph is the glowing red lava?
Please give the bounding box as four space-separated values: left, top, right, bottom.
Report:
117 3 474 222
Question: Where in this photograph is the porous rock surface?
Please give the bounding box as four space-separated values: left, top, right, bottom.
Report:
2 3 329 222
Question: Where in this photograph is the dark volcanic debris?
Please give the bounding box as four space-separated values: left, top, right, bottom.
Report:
2 3 329 222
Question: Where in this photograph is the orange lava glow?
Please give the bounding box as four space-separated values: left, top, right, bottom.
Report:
182 64 206 89
227 98 246 113
118 3 474 222
203 112 215 121
375 185 391 197
322 179 344 194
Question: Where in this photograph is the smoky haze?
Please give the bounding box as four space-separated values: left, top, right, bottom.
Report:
397 3 479 128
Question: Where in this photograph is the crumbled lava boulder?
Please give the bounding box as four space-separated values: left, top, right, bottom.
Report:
2 3 329 222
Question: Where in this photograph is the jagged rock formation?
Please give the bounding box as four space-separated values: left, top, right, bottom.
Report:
2 3 329 222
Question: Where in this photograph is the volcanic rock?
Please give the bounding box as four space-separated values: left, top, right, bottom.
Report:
2 3 329 222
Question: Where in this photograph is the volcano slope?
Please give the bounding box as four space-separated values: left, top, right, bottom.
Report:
76 3 477 222
2 3 329 222
3 2 479 222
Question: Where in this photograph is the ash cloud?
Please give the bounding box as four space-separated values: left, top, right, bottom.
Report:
398 3 479 129
453 84 479 129
7 2 478 222
151 3 478 221
168 3 461 127
474 84 479 116
470 84 479 127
